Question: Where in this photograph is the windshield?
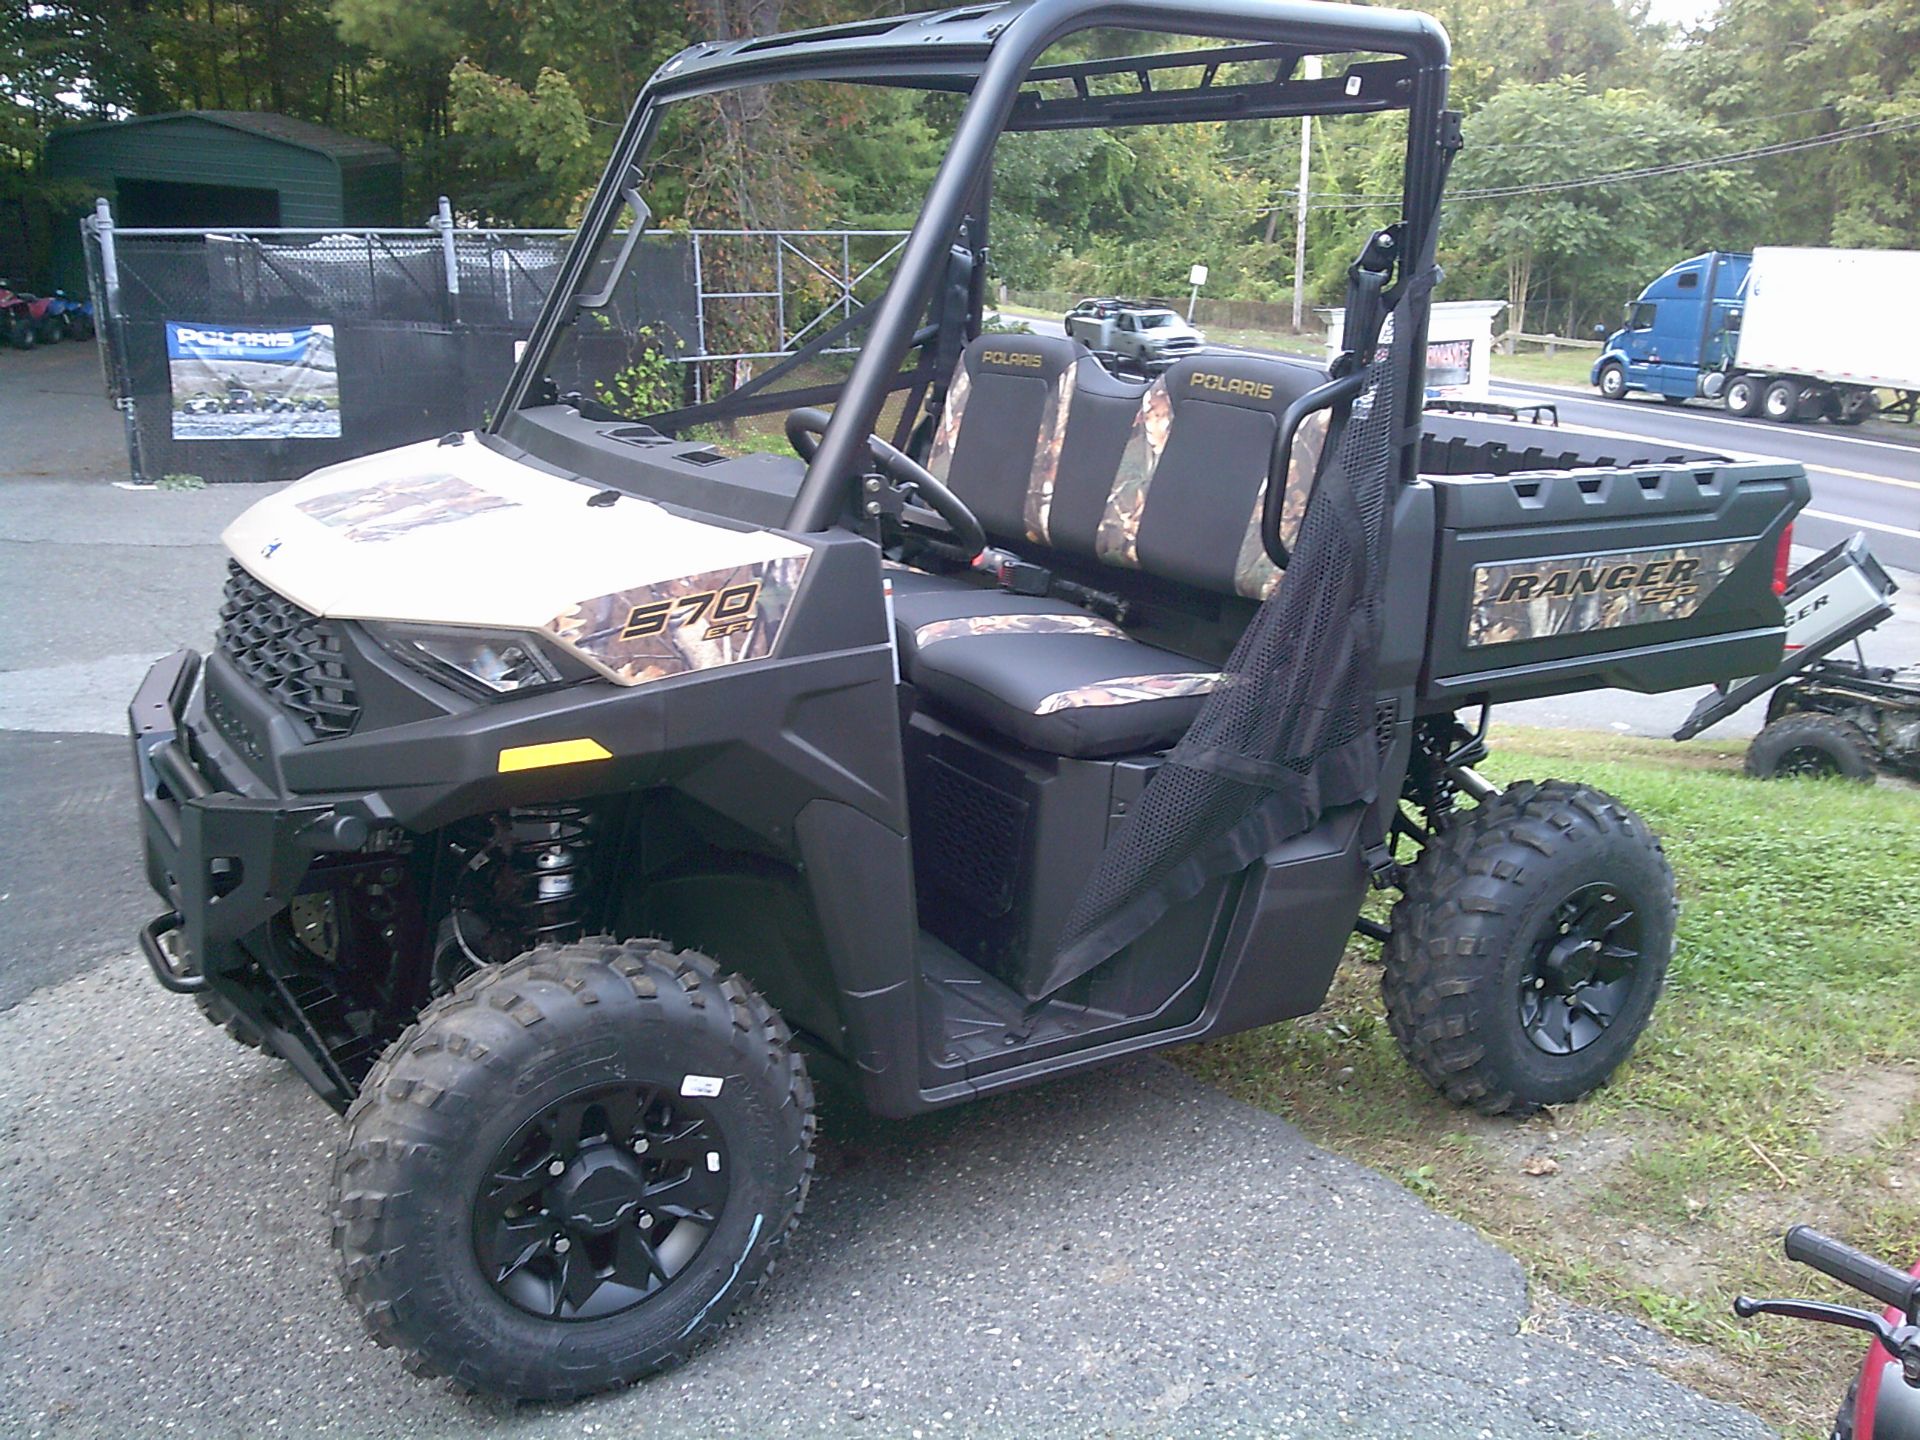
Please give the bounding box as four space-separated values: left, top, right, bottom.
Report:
524 80 960 455
1138 312 1178 329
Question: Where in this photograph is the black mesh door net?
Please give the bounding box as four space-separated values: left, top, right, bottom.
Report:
1032 272 1428 997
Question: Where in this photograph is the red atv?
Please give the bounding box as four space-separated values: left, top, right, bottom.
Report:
1738 1226 1920 1439
0 282 63 348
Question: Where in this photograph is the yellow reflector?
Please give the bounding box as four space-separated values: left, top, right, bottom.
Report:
496 738 613 774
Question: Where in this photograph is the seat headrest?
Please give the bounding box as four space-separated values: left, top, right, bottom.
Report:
1158 352 1328 416
959 331 1082 383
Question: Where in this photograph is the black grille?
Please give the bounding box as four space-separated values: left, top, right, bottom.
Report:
914 754 1029 918
216 562 360 739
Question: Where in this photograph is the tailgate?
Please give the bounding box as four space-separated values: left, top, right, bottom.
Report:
1420 459 1809 707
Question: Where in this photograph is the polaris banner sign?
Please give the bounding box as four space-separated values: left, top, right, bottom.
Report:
166 322 341 440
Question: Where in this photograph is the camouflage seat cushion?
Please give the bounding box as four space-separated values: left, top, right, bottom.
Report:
886 566 1091 682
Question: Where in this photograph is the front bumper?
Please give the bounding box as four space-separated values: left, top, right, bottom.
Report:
131 649 388 1105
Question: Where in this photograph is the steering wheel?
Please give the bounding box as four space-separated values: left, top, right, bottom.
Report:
785 407 986 559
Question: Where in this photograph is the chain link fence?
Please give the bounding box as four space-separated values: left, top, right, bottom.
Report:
83 199 698 484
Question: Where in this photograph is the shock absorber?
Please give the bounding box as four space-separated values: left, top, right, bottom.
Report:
503 803 597 942
435 804 599 991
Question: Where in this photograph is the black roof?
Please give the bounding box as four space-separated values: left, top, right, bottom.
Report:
647 0 1448 122
51 111 399 170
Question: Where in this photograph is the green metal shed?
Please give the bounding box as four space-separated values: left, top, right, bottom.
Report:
44 111 403 285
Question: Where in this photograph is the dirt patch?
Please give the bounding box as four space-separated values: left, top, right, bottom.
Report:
1459 1113 1638 1211
1816 1063 1920 1159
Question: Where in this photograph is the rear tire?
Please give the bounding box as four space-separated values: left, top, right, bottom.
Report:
332 939 814 1400
1724 374 1764 417
1382 781 1675 1118
1745 714 1877 782
1763 378 1803 422
1596 361 1628 401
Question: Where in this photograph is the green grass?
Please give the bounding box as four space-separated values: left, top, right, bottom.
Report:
1175 728 1920 1438
1487 347 1600 387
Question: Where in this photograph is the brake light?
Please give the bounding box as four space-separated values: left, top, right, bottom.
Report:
1772 524 1793 596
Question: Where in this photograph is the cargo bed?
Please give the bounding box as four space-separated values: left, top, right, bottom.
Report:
1414 413 1810 709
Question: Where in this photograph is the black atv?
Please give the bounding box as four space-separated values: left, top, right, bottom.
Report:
1677 534 1917 782
130 0 1808 1401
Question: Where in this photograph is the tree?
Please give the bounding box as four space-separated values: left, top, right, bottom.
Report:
1444 78 1772 333
1671 0 1920 248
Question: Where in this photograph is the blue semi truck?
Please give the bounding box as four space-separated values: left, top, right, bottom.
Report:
1592 247 1920 425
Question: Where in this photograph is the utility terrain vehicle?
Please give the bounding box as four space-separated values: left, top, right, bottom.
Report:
131 0 1808 1400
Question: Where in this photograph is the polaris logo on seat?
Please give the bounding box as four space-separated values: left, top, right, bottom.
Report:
1190 372 1274 401
982 350 1044 369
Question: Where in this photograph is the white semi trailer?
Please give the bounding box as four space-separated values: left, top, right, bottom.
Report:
1719 247 1920 423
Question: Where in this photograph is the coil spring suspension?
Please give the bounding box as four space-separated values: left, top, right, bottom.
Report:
436 803 599 989
500 803 597 942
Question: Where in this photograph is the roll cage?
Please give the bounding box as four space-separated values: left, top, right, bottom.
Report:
491 0 1454 531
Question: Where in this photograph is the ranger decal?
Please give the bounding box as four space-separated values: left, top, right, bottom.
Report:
1466 540 1756 647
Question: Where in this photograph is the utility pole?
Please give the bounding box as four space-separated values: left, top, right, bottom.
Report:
1291 54 1321 334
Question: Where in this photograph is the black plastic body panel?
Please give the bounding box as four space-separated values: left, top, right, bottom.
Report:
1421 460 1809 706
132 529 921 1112
491 408 807 526
1419 412 1725 476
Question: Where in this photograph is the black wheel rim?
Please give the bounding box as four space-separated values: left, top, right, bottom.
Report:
1519 883 1643 1057
1776 745 1841 778
473 1082 730 1322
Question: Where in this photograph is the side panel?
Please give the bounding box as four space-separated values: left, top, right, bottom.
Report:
1202 806 1370 1037
1421 460 1808 706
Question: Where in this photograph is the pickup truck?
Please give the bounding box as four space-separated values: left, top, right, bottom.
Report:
1063 296 1206 370
126 0 1810 1403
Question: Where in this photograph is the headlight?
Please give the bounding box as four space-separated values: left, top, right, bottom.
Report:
368 623 583 698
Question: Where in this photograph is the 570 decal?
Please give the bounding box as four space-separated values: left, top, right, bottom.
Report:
619 581 763 643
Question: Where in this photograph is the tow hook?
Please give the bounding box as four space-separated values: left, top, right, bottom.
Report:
139 911 206 994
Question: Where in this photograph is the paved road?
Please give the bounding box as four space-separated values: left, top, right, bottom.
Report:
0 347 1780 1437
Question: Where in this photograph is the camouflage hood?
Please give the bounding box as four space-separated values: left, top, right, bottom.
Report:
221 435 812 685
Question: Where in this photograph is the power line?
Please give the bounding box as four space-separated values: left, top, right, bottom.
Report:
1451 114 1920 200
1465 103 1838 150
1256 111 1920 213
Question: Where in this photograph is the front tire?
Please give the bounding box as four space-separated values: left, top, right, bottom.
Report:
1383 781 1675 1118
1745 713 1877 782
1596 361 1628 400
332 940 814 1400
195 991 269 1051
